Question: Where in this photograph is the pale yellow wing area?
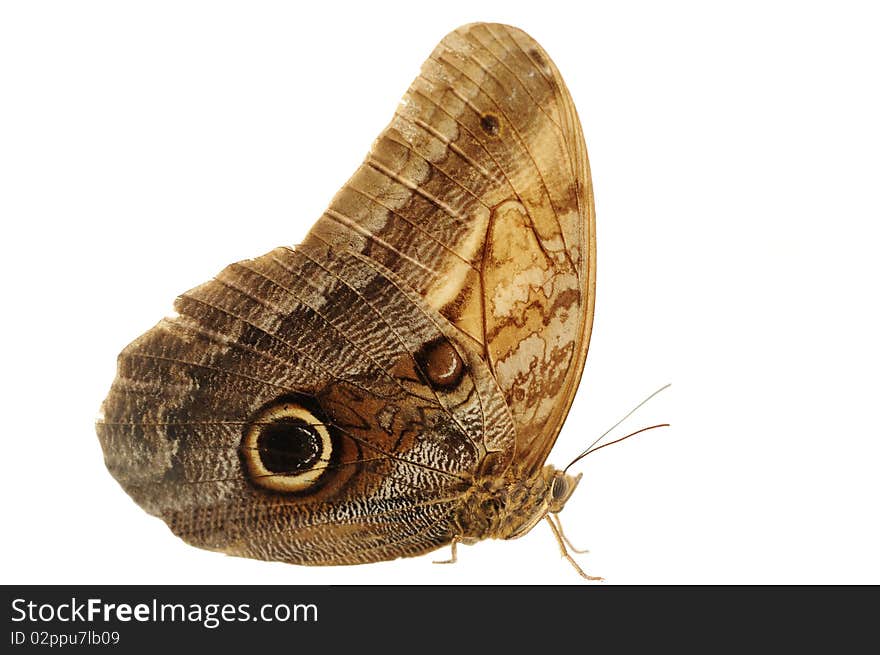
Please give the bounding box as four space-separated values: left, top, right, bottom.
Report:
307 23 595 475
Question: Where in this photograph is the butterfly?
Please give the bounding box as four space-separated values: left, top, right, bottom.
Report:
97 22 598 578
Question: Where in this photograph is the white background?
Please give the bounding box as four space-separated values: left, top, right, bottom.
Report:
1 1 878 585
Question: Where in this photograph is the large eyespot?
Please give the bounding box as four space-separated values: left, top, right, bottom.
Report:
240 400 333 493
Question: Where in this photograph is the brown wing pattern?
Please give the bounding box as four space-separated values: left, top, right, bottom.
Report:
309 23 595 474
98 241 516 564
97 23 592 565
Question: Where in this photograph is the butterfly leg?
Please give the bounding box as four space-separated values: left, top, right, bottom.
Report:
433 536 459 565
545 517 603 581
550 513 590 554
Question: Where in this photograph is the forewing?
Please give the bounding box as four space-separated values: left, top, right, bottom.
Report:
308 23 595 474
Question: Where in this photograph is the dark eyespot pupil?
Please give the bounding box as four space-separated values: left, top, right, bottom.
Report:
480 114 500 136
257 419 320 474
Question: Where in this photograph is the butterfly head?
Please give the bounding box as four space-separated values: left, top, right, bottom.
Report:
548 469 583 514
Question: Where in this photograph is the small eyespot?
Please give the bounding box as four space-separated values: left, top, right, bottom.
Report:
414 338 466 391
480 113 501 137
528 48 547 69
240 401 333 493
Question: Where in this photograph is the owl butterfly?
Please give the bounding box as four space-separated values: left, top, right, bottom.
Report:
98 22 597 578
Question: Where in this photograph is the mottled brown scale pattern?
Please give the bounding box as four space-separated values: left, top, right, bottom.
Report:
97 23 595 567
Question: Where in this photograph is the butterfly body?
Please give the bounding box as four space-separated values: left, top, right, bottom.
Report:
98 22 595 569
451 466 582 544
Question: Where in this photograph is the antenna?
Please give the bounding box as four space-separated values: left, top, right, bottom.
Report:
564 384 671 474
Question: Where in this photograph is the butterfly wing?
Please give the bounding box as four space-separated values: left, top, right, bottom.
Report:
98 242 516 564
310 23 595 474
97 23 592 564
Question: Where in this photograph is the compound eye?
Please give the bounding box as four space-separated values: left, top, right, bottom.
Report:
240 401 332 493
551 475 569 502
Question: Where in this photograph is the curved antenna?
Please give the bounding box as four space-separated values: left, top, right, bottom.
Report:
563 384 671 474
